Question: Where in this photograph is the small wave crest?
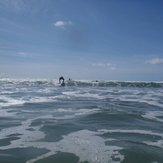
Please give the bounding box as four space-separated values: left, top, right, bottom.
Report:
1 79 163 88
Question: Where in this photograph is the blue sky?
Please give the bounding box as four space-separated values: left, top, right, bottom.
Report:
0 0 163 80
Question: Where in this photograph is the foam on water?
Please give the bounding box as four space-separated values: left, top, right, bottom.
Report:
1 79 163 162
1 127 124 163
98 129 163 150
53 108 100 120
98 129 163 138
98 129 163 153
116 94 163 108
0 91 14 94
0 108 16 117
0 110 123 163
0 116 47 144
27 96 56 104
144 139 163 149
0 95 57 108
1 78 163 88
62 91 105 99
142 111 163 122
0 95 26 107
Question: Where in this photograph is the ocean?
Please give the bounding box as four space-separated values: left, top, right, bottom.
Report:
0 79 163 163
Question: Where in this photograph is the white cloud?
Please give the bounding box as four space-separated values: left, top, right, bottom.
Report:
145 58 163 65
54 20 72 29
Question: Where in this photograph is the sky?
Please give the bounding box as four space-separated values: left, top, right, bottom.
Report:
0 0 163 81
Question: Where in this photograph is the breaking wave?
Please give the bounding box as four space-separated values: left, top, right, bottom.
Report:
0 78 163 88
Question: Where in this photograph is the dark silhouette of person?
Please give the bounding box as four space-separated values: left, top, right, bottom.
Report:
59 76 65 85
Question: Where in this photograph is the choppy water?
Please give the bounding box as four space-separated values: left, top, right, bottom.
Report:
0 79 163 163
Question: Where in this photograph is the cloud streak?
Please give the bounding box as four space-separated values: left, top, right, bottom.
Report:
17 51 28 57
0 0 26 12
145 58 163 65
91 63 116 70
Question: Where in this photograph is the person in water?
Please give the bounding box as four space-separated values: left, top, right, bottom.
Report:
59 76 65 85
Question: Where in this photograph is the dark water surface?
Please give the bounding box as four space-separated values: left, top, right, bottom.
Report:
0 79 163 163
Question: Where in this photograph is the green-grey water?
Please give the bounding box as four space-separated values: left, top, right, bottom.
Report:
0 79 163 163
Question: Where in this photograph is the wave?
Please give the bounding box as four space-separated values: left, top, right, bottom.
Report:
98 129 163 138
0 79 163 88
0 95 26 107
142 111 163 123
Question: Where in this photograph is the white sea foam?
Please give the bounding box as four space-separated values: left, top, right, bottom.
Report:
53 108 100 120
0 115 53 151
0 95 57 108
27 130 124 163
143 139 163 149
0 95 26 107
62 91 104 99
0 114 124 163
28 96 56 104
0 91 14 94
56 108 99 114
0 117 46 144
19 107 100 121
62 91 81 95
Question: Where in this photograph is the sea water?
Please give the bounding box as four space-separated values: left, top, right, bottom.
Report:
0 79 163 163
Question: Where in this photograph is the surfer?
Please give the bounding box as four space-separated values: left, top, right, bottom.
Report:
59 76 65 86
